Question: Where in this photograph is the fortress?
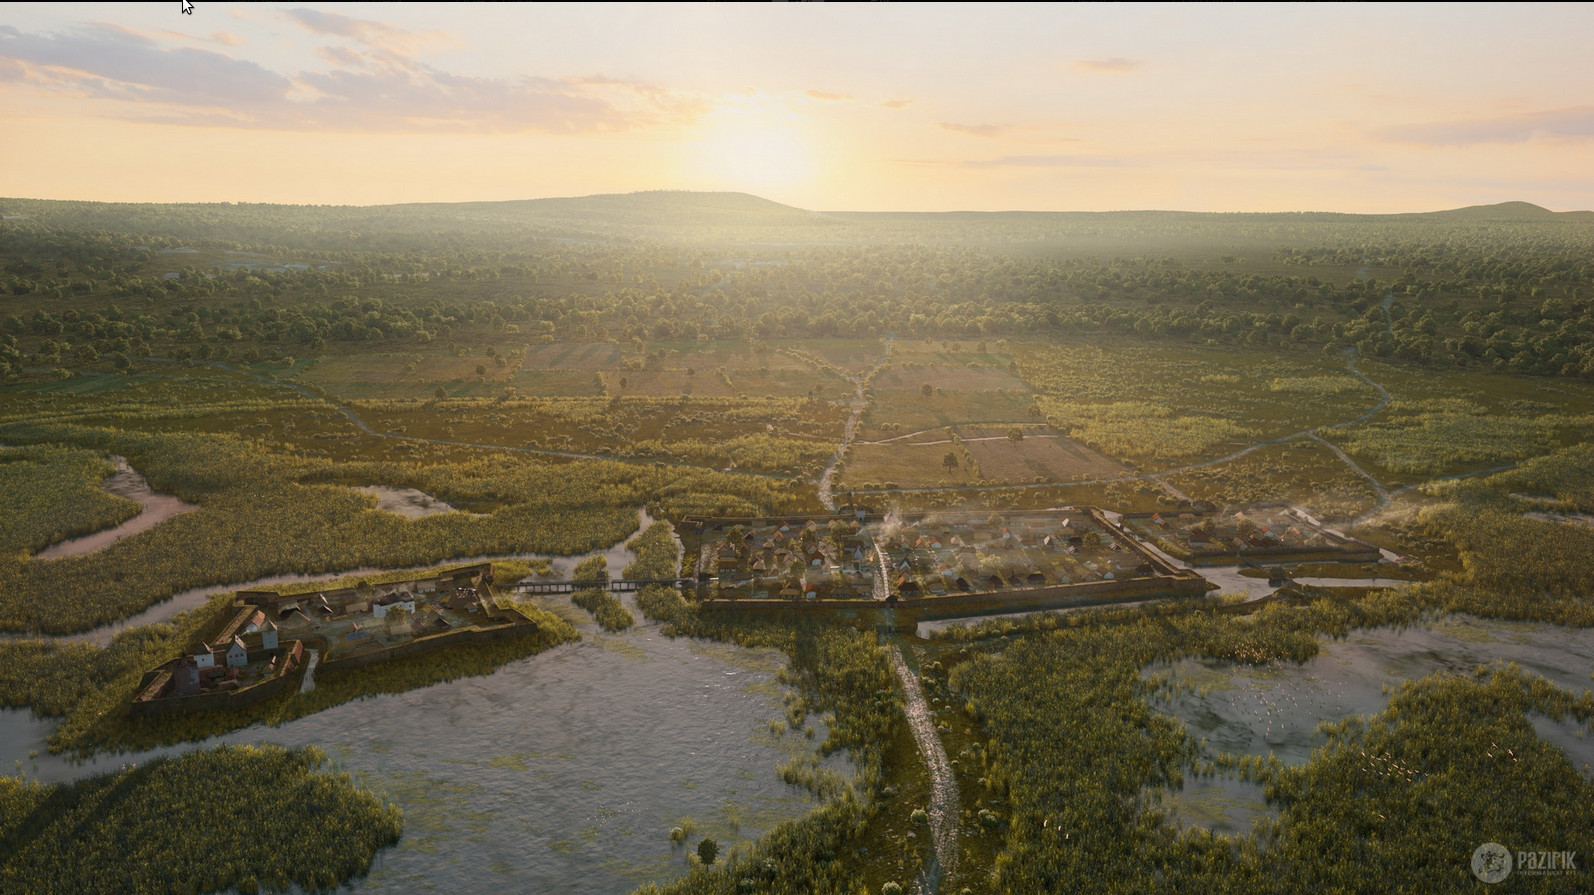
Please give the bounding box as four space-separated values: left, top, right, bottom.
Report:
131 563 541 715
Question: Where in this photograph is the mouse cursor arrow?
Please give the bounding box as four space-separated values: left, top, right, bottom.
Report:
181 0 194 14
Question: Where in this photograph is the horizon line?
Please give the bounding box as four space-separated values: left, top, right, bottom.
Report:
1 191 1590 218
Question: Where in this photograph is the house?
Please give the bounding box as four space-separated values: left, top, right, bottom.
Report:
260 621 279 651
372 591 416 619
282 608 317 629
194 644 216 669
173 658 202 696
226 637 249 668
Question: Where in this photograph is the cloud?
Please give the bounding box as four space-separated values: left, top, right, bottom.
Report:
149 28 245 47
0 23 291 106
284 8 452 55
291 59 625 133
1076 57 1139 73
1373 108 1594 147
0 22 702 134
940 122 1005 137
900 155 1140 169
881 98 914 109
805 90 851 102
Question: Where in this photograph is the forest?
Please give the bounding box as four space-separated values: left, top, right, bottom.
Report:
2 192 1593 893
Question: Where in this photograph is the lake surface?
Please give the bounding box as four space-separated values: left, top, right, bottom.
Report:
1146 616 1594 835
34 456 197 559
0 604 848 894
357 486 462 519
3 506 852 893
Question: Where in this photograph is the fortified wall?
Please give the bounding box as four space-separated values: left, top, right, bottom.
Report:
131 562 539 715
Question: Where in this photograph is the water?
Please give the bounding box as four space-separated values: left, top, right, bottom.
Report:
57 510 663 646
0 617 850 894
1153 775 1275 837
357 486 462 519
19 452 655 644
34 456 197 559
1146 616 1594 832
2 507 854 892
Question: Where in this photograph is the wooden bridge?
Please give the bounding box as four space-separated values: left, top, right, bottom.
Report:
510 577 696 595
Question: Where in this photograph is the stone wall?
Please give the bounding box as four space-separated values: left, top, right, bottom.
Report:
316 615 540 672
129 643 302 717
699 572 1210 621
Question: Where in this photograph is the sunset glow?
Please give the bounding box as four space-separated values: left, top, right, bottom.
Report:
1 2 1591 211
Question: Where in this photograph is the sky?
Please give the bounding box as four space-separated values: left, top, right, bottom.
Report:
2 2 1592 213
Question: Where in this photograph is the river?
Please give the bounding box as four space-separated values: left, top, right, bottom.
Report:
1 570 852 895
4 494 855 893
1145 615 1594 835
34 455 197 559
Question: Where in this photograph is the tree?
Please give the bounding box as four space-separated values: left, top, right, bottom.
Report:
475 363 487 379
921 383 933 398
433 385 447 400
1007 427 1024 444
697 837 718 866
943 451 960 474
385 605 411 632
618 376 628 389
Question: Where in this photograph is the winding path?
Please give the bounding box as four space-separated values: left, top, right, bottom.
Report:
817 338 894 511
859 423 1049 445
889 645 959 894
299 649 320 693
1305 432 1391 501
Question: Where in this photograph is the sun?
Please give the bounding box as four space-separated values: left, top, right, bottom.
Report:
690 115 816 192
712 130 813 189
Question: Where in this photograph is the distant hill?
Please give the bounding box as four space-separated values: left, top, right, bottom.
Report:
418 191 826 229
1417 201 1594 222
829 200 1594 227
4 191 1588 254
